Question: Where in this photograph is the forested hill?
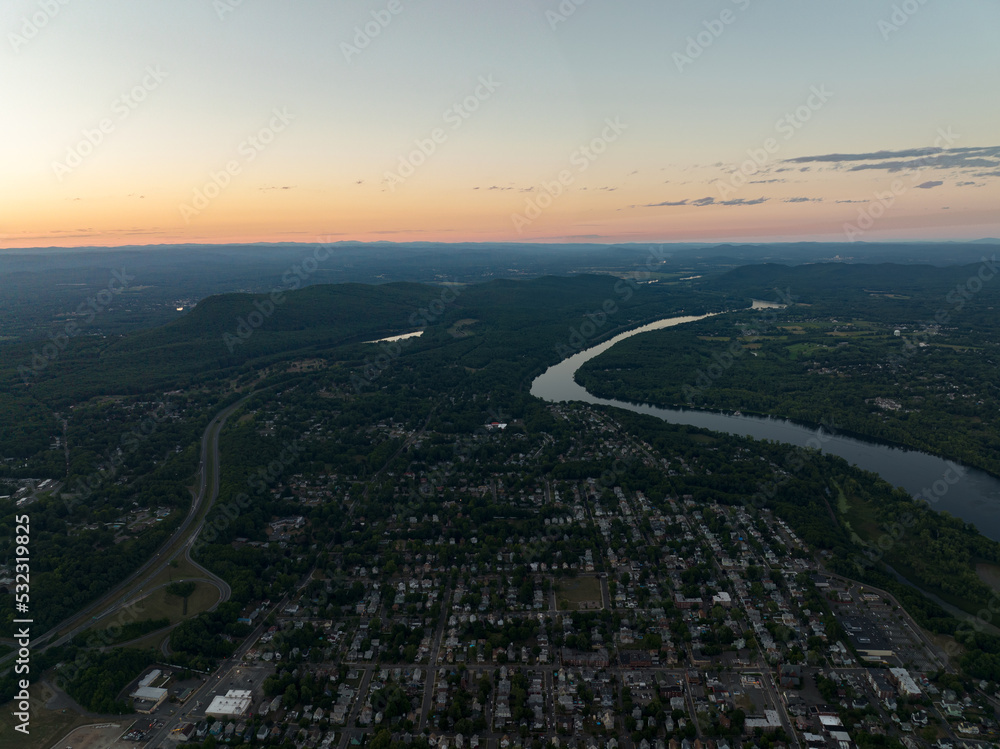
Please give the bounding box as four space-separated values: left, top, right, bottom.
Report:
702 260 1000 327
2 273 734 428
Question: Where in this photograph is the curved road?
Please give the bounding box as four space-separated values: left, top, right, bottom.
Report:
1 395 250 665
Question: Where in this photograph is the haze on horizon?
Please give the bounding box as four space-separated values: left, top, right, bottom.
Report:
3 0 999 250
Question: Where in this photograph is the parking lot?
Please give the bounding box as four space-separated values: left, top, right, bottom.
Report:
830 583 939 671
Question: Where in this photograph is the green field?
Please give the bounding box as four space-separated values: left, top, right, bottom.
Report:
108 581 220 630
557 576 603 610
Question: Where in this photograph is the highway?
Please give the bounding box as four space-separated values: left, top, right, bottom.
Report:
1 395 250 667
140 569 317 749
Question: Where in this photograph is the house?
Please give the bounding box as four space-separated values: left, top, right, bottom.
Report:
170 724 195 742
779 664 802 688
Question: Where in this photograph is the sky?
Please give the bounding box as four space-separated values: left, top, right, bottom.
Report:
2 0 999 249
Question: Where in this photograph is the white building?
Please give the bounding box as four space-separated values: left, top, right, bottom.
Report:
889 668 922 697
206 689 253 718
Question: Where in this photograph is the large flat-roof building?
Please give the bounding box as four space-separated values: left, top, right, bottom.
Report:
206 689 253 719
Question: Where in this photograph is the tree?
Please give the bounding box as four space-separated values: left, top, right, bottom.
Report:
166 580 198 615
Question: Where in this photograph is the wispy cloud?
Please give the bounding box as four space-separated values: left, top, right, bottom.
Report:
642 199 689 207
721 197 768 206
635 196 768 208
785 147 942 163
783 145 1000 176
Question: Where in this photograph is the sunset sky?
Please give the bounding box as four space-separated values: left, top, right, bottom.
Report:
3 0 998 248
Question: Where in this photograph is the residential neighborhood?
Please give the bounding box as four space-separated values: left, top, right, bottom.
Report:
88 402 999 749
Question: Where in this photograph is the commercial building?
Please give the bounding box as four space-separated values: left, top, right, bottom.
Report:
131 686 168 714
206 689 254 719
888 668 922 697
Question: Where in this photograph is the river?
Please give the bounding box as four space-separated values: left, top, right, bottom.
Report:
530 314 1000 543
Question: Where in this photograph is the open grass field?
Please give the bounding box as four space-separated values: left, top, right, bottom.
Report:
839 486 883 542
557 576 603 610
787 342 827 359
137 556 205 596
112 581 220 626
87 557 220 641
